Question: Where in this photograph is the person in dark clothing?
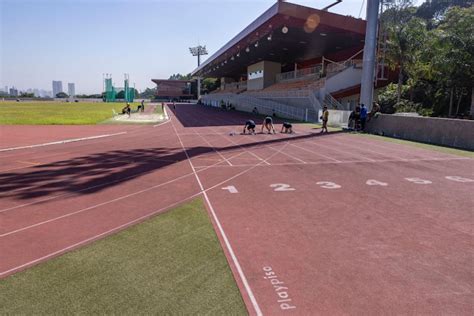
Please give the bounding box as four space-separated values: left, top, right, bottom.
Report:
360 104 368 131
243 120 256 134
281 122 293 133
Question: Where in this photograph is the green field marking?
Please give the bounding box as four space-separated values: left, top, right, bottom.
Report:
0 101 139 125
352 133 474 158
0 198 246 314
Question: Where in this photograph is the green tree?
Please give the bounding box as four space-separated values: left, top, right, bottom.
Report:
56 92 68 98
381 0 427 104
427 6 474 116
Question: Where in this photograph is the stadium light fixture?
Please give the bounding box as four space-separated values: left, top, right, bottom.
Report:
267 34 272 41
246 47 250 53
189 45 208 100
237 52 240 57
254 42 259 48
282 26 288 34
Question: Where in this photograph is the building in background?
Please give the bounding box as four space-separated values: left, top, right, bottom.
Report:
52 80 63 97
151 80 194 100
68 83 75 97
9 87 18 96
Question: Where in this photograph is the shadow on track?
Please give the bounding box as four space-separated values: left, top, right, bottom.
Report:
1 108 342 201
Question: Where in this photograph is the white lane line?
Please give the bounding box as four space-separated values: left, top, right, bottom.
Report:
0 132 128 152
193 132 233 166
191 156 471 168
170 117 263 316
289 143 342 162
0 148 250 214
269 145 307 164
303 138 377 162
0 192 202 278
323 137 406 161
0 172 197 237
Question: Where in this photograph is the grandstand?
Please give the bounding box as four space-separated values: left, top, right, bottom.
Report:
151 79 194 101
192 1 389 122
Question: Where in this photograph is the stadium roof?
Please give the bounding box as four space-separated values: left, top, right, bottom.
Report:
191 1 366 78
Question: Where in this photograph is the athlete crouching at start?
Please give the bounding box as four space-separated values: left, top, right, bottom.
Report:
281 122 293 133
243 119 256 134
261 116 276 134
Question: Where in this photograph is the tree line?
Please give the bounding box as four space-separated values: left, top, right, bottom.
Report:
378 0 473 117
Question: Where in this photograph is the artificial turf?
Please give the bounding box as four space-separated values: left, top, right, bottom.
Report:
0 101 142 124
0 198 246 314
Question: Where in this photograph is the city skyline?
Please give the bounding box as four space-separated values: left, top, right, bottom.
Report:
0 0 379 94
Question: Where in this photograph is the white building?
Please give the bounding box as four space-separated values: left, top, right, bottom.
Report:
52 80 63 97
68 83 75 97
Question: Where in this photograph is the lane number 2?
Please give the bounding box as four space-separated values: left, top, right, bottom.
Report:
270 183 295 191
405 177 432 184
316 181 341 189
366 179 388 186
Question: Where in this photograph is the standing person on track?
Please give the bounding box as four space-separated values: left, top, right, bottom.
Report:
281 122 293 133
161 102 165 112
140 100 145 112
173 101 176 110
243 120 256 134
261 116 276 134
320 106 329 133
360 104 368 131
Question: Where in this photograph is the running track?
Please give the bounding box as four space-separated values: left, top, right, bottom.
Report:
1 104 473 315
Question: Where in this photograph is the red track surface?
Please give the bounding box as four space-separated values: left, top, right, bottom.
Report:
1 104 473 315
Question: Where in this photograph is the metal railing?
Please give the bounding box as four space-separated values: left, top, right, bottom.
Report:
276 65 323 83
324 93 343 110
201 93 311 122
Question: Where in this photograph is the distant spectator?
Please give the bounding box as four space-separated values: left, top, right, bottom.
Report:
252 107 259 115
320 106 329 133
140 100 145 112
360 104 368 131
161 102 165 112
368 102 380 121
354 105 361 130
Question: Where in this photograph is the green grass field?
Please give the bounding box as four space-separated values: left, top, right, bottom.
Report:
0 198 246 314
0 101 140 124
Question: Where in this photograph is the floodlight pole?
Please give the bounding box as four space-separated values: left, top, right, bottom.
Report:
189 45 208 100
360 0 380 111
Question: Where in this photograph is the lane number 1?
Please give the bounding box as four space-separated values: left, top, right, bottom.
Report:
222 186 238 193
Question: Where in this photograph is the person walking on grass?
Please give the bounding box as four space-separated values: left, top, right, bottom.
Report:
320 106 329 133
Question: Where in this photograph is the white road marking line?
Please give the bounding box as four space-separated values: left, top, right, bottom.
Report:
0 172 196 237
289 143 341 162
0 148 250 214
0 132 128 152
170 117 263 316
0 192 202 278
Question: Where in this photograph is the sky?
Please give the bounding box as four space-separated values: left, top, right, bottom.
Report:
0 0 422 94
